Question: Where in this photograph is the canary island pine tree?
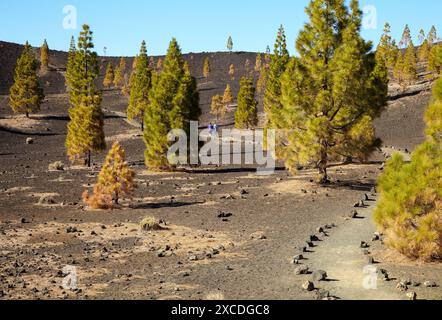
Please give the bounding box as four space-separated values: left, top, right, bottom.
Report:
428 44 442 74
229 64 235 80
222 84 233 107
203 57 211 78
211 95 225 121
9 42 45 118
227 36 233 52
83 142 136 209
376 23 399 70
255 53 262 72
418 39 431 62
127 41 152 131
103 62 114 88
113 57 126 88
65 25 105 167
279 0 388 184
374 77 442 261
40 39 49 71
144 39 200 170
235 77 258 129
403 41 418 84
263 25 290 152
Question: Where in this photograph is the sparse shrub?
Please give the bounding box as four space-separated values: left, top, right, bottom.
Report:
83 142 136 209
203 57 210 78
140 216 163 231
374 77 442 261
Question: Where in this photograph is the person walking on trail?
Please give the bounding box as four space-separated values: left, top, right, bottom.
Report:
208 123 214 135
213 123 218 134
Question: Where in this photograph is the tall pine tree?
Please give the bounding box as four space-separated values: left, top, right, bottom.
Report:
65 25 105 167
399 24 412 48
376 23 398 70
280 0 388 183
127 41 152 132
9 42 45 118
203 57 211 78
235 77 258 129
40 39 49 71
103 62 114 88
144 39 200 170
113 57 126 88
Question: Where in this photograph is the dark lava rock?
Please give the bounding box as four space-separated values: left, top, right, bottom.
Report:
302 281 315 291
294 265 309 275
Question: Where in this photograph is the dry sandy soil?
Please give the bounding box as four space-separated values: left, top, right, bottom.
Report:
0 41 440 300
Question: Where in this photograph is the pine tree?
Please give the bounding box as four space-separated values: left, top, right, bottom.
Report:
257 63 269 94
144 39 200 170
65 24 100 108
9 42 45 118
103 62 114 88
245 59 252 74
403 40 418 84
399 24 412 48
66 36 77 90
418 29 426 44
156 58 163 72
418 39 431 62
211 95 225 121
376 23 399 70
280 0 388 183
229 64 235 79
40 39 49 71
127 41 152 131
83 142 136 209
235 77 258 129
227 36 233 52
428 44 442 73
428 25 438 45
393 52 406 85
264 25 290 141
374 77 442 261
255 53 262 72
203 57 210 78
65 25 105 167
222 84 233 107
113 57 126 87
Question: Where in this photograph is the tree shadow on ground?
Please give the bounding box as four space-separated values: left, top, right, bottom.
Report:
130 200 204 210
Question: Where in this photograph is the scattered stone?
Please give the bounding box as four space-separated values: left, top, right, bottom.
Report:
309 235 319 242
363 194 370 201
38 195 56 205
377 269 389 281
21 218 28 224
315 289 331 300
371 232 380 241
188 255 198 262
250 232 267 240
396 282 408 291
157 250 166 258
48 161 65 171
239 189 248 195
316 227 324 233
66 226 78 234
26 138 34 145
294 265 309 275
360 241 369 249
366 256 375 265
293 254 304 262
306 241 314 248
423 281 437 288
406 292 417 300
400 278 412 286
302 281 315 291
312 270 327 282
217 212 233 219
350 210 358 218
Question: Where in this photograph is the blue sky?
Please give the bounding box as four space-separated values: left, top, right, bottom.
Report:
0 0 440 56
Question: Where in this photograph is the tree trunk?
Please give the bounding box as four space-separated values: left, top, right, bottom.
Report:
114 191 119 205
318 141 329 185
141 111 144 132
25 112 29 118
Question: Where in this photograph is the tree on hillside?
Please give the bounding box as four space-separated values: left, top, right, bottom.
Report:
127 41 152 131
83 142 136 209
428 25 438 45
9 42 45 118
418 39 431 62
40 39 49 71
211 95 225 121
227 36 233 53
428 44 442 73
399 24 412 48
376 23 399 70
235 77 258 129
280 0 388 184
255 53 262 72
264 25 290 148
222 84 233 107
144 39 200 170
418 29 426 45
65 25 105 167
203 57 211 78
113 57 126 88
103 62 115 88
229 63 235 80
403 41 418 84
156 58 163 72
374 76 442 261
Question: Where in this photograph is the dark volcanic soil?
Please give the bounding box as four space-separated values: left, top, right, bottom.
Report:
0 41 440 300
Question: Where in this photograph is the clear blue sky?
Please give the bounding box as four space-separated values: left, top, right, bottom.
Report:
0 0 440 56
